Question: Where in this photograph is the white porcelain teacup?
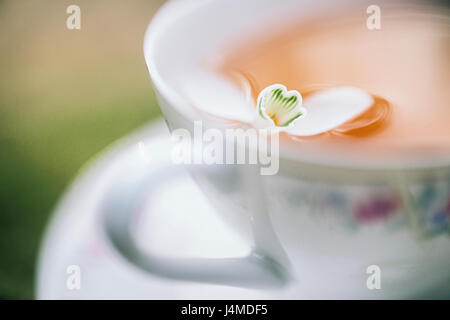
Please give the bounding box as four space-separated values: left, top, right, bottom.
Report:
105 0 450 298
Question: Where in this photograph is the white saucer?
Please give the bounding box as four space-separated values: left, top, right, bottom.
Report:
37 119 303 299
37 119 450 299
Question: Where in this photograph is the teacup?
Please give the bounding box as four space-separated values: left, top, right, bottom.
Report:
107 0 450 298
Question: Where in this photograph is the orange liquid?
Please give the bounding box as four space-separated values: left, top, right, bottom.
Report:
216 6 450 157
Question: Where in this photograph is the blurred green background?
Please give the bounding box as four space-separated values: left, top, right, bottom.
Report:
0 0 165 298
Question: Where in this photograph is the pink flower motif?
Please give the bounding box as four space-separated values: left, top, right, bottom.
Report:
355 195 400 224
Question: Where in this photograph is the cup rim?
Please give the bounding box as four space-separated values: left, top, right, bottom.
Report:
144 0 450 173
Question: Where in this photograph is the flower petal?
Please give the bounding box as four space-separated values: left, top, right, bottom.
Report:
181 70 254 122
286 86 374 136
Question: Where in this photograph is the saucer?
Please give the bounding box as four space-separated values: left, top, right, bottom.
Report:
37 119 450 299
37 119 299 299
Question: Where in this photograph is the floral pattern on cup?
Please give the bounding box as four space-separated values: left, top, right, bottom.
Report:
274 175 449 237
354 194 401 224
322 182 448 237
427 200 449 231
414 181 450 236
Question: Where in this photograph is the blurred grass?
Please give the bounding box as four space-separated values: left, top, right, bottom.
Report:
0 0 165 298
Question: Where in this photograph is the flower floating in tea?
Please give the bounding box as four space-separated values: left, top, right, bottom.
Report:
254 85 375 136
182 70 374 135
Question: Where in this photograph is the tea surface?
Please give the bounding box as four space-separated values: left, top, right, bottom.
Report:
217 7 450 157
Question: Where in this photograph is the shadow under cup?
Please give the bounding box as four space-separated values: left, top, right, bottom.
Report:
143 0 450 297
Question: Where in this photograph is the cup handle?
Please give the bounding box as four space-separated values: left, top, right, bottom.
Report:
103 164 290 289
